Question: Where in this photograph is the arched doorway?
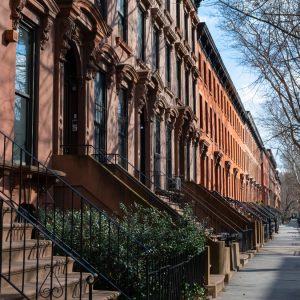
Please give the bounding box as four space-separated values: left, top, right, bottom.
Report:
63 48 79 154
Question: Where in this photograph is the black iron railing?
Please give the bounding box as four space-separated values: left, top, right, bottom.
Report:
148 250 207 300
0 133 208 299
0 132 150 299
0 192 98 299
66 145 244 239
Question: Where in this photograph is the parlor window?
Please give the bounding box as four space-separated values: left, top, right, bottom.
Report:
14 22 36 161
137 7 145 61
203 61 207 85
205 101 208 134
200 94 203 129
118 0 127 42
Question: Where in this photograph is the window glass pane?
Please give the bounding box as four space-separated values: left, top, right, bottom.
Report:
94 72 106 152
15 26 32 95
118 89 128 167
118 0 125 16
14 95 27 149
137 8 144 60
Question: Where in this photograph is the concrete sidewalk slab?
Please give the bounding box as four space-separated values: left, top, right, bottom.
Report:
219 219 300 300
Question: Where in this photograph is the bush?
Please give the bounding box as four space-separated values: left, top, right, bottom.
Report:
39 203 207 298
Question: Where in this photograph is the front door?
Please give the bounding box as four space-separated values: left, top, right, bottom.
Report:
63 49 78 154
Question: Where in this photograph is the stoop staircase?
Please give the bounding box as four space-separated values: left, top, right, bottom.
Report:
0 201 120 300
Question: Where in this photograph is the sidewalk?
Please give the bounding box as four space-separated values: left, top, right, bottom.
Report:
219 219 300 300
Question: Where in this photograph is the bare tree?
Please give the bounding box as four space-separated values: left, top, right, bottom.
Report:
204 0 300 39
203 0 300 153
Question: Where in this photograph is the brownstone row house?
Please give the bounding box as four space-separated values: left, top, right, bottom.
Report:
0 0 281 298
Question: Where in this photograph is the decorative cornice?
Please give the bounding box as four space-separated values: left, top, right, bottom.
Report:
164 26 177 44
225 161 231 175
151 7 168 29
191 65 200 80
233 167 238 177
184 54 194 70
175 41 188 58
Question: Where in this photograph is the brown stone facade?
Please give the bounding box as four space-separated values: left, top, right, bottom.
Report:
0 0 280 210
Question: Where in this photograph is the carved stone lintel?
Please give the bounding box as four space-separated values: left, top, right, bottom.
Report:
41 17 53 51
233 167 238 177
10 0 27 30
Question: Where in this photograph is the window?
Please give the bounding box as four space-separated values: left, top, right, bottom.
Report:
137 7 145 61
154 115 161 189
208 70 212 92
14 22 35 161
214 112 217 142
118 0 127 41
166 126 172 185
194 143 197 182
210 107 213 138
205 101 208 134
185 70 189 106
94 72 106 154
192 81 196 113
198 53 201 76
200 95 203 129
203 61 207 84
184 13 189 42
185 141 190 180
118 89 128 168
165 43 171 87
152 27 159 70
165 0 170 11
176 0 180 27
97 0 107 20
192 27 195 53
176 59 181 99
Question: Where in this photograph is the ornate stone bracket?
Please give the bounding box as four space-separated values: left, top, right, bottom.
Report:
233 167 238 177
200 139 210 157
116 64 138 101
214 151 223 167
151 7 168 30
41 16 54 50
10 0 27 30
225 160 231 176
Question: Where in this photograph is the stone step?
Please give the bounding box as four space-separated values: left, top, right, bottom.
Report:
0 272 120 300
206 274 225 298
2 239 52 262
2 207 17 224
2 223 33 242
1 256 74 289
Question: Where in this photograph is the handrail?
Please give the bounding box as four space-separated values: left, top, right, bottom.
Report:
67 144 243 234
0 131 154 299
60 144 180 219
0 192 98 299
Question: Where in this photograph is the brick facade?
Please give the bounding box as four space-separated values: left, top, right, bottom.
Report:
0 0 280 208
